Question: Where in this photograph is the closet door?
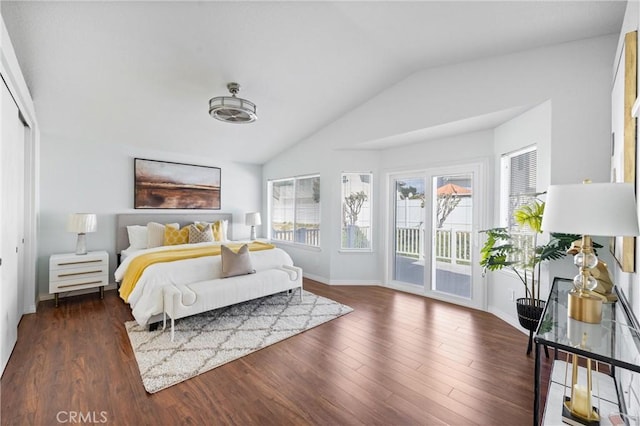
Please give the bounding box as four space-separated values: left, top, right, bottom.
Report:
1 80 23 374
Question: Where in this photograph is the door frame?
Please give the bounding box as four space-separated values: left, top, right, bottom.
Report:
384 161 487 311
389 172 429 289
1 21 40 316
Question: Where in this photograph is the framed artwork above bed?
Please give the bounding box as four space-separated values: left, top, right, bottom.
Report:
134 158 221 209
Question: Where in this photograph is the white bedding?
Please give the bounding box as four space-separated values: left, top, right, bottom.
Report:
115 241 222 281
115 242 294 326
119 247 143 262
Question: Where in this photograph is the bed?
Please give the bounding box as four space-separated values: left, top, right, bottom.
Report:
116 213 234 264
115 213 302 327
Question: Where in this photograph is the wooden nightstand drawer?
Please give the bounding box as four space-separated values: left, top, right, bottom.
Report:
49 251 109 306
49 274 108 292
49 267 108 288
50 252 107 269
50 267 108 284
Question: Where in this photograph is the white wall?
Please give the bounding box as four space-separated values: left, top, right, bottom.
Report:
37 133 262 298
34 30 620 327
264 35 617 327
263 141 380 283
262 130 494 285
491 101 552 326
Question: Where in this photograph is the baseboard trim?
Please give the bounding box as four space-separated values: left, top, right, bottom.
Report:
327 279 381 286
303 272 329 285
39 283 118 302
303 272 380 286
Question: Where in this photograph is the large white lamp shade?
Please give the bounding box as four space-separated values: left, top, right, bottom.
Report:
542 182 639 324
542 182 639 236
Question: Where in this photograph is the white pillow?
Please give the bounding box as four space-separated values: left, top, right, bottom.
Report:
220 219 229 242
147 222 179 248
126 225 148 250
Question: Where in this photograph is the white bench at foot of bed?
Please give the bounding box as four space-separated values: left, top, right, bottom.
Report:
162 265 303 341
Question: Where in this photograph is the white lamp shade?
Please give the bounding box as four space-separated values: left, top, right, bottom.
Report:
245 212 262 226
67 213 97 233
541 183 639 236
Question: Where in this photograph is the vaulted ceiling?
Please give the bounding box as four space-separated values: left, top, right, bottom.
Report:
1 1 626 164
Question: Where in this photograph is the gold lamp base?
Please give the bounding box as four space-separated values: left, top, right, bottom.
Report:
568 291 603 324
563 397 600 425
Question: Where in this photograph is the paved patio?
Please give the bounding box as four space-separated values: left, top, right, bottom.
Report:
395 255 471 298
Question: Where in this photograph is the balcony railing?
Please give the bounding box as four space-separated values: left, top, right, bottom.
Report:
397 225 471 265
271 228 320 246
271 225 471 265
396 227 422 257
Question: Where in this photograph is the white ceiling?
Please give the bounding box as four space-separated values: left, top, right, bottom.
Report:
1 1 626 164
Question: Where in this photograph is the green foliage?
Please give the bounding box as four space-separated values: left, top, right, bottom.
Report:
397 182 421 200
479 228 517 271
514 199 545 233
480 199 576 302
538 314 554 334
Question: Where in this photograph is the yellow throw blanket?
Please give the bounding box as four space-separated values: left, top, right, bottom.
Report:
119 242 275 302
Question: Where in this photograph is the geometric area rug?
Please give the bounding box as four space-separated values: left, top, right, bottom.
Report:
125 289 353 393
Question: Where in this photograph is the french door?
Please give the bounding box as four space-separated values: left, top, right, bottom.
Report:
393 176 426 287
389 163 484 309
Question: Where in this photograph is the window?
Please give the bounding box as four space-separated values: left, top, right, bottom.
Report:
502 146 537 228
269 175 320 247
341 173 372 250
501 146 537 264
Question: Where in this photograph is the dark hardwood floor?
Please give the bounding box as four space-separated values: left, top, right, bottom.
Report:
1 280 552 425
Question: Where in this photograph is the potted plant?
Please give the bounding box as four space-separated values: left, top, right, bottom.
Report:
480 198 582 353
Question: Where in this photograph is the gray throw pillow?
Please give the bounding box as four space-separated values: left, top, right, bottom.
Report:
189 223 214 243
221 244 256 278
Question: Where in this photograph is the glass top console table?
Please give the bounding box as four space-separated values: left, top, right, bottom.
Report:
533 277 640 425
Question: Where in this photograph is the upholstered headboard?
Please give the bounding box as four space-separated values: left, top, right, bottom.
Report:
116 213 233 254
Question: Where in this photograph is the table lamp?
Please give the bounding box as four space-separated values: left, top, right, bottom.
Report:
542 181 639 324
67 213 97 255
565 317 607 421
563 332 602 424
245 212 261 241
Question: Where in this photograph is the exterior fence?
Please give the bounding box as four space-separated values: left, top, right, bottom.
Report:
396 227 422 257
271 225 470 265
271 228 320 246
397 225 471 265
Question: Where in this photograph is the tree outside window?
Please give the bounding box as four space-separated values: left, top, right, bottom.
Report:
341 173 372 250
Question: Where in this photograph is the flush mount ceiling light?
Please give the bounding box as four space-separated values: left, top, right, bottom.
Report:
208 82 257 123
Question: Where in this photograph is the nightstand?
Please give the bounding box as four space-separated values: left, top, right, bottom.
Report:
49 251 109 307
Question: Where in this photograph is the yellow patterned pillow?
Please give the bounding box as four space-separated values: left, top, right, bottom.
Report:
163 224 189 245
212 221 224 242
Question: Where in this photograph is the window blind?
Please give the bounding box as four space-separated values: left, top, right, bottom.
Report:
507 148 537 230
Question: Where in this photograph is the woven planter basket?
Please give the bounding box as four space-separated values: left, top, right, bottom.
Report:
516 298 545 332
